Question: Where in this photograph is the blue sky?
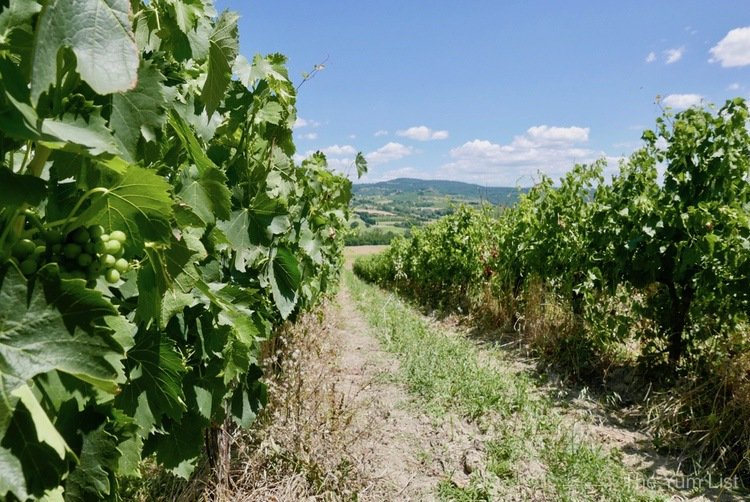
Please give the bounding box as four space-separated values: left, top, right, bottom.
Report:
216 1 750 186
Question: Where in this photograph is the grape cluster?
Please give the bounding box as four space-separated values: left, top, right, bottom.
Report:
10 224 130 286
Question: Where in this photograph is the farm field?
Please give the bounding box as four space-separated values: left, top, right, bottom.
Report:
2 1 750 501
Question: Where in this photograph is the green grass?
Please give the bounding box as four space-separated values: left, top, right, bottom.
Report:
345 270 668 501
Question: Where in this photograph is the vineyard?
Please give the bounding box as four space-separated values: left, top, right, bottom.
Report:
354 100 750 483
0 0 365 499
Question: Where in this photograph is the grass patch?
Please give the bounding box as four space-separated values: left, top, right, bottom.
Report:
346 270 669 501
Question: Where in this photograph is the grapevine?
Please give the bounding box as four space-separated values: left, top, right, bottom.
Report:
0 0 365 499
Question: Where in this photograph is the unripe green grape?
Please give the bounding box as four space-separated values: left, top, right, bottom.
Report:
87 262 102 278
20 258 37 275
95 240 108 254
33 245 46 259
105 240 121 255
12 239 36 259
105 268 120 283
110 230 127 243
101 254 116 268
86 279 97 289
100 233 110 242
44 229 63 245
51 243 62 254
77 253 93 267
70 227 90 244
114 258 129 274
84 242 95 255
63 243 82 259
114 246 125 258
88 225 105 240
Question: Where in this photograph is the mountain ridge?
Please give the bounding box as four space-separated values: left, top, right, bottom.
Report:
353 177 525 205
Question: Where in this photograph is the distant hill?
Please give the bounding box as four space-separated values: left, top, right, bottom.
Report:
353 178 525 206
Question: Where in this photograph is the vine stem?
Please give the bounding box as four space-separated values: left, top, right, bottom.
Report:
47 187 109 233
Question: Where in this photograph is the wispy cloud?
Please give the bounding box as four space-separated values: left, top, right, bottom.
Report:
298 132 318 140
664 47 684 64
710 27 750 67
396 125 449 141
366 142 415 165
661 93 703 109
645 51 657 63
293 117 321 129
438 125 602 186
374 129 389 137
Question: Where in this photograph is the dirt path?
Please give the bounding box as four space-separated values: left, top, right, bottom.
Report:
329 279 479 501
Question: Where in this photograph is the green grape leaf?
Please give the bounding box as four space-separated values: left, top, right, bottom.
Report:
0 168 46 212
64 426 120 501
0 268 119 435
146 412 204 479
265 247 301 319
255 101 284 125
38 264 118 335
76 165 173 248
168 111 219 173
299 221 323 264
11 384 70 460
136 245 170 326
177 165 232 224
41 113 122 156
3 399 67 497
116 333 187 433
201 11 238 117
110 60 168 162
230 365 266 428
166 0 202 35
355 152 368 179
0 445 27 501
31 0 138 104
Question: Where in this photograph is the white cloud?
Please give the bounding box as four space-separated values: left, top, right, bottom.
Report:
438 125 601 186
396 125 450 141
645 51 656 63
293 117 321 129
297 132 318 140
349 134 357 139
527 125 589 143
318 144 357 156
664 47 684 64
710 27 750 67
366 142 414 165
374 129 389 137
728 82 741 91
662 93 703 109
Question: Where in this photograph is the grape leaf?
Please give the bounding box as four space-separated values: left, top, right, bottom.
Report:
355 152 368 179
177 165 232 224
136 245 170 326
201 11 238 117
264 247 301 319
76 165 173 248
41 113 122 156
30 0 139 104
64 426 120 501
110 60 168 162
0 445 27 501
0 168 46 212
0 267 119 435
38 264 118 335
116 333 187 433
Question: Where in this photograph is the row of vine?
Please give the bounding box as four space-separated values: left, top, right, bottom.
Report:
354 99 750 480
0 1 365 499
